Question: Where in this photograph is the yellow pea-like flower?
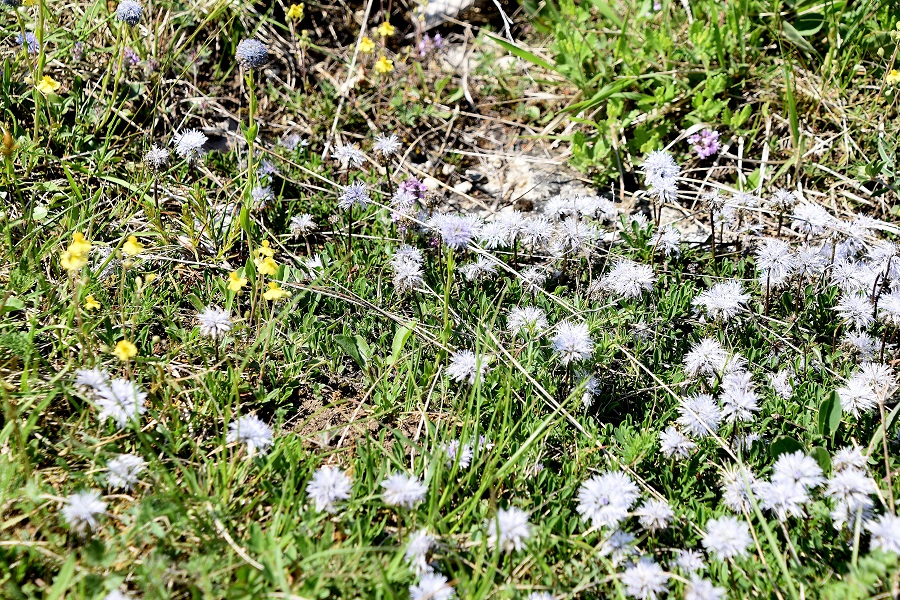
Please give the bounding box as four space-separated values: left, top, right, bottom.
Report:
359 36 375 53
36 75 60 95
113 340 138 361
228 271 248 292
377 22 394 37
263 281 291 301
287 3 304 19
374 56 394 73
256 256 278 276
122 235 144 257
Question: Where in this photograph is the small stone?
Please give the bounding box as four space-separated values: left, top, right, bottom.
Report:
453 181 472 194
464 169 486 183
423 177 441 191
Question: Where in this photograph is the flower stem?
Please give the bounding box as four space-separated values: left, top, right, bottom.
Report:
33 0 46 142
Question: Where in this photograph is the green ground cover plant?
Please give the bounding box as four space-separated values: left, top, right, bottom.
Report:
2 0 900 598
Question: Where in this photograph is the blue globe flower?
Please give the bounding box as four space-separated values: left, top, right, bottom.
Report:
236 38 269 70
115 0 143 26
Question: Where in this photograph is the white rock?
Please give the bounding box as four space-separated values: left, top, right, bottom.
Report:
453 181 473 194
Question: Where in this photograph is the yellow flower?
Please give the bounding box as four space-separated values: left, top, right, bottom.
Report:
256 256 278 276
263 281 291 301
145 273 157 284
228 271 248 292
359 36 375 53
256 240 275 259
122 235 144 257
377 21 395 37
113 340 138 361
61 250 88 271
61 232 92 272
374 56 394 74
36 75 60 96
887 69 900 85
83 295 101 311
70 232 92 255
286 3 304 19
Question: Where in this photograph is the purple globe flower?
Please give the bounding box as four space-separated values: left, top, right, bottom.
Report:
688 128 721 159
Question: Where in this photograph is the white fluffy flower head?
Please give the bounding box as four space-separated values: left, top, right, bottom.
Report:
106 454 147 490
62 490 106 532
487 506 532 552
381 472 427 508
306 465 352 513
576 471 640 529
552 321 593 365
197 305 232 339
446 350 491 384
227 414 274 456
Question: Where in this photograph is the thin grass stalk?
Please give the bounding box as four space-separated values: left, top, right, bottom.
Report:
441 247 455 351
33 0 47 141
242 70 258 235
878 398 895 513
99 26 127 131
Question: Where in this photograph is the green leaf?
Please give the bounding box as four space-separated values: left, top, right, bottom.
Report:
587 0 623 27
818 390 842 439
334 334 367 371
792 13 824 36
732 104 753 128
781 21 817 54
444 87 465 104
485 33 557 73
387 323 414 368
771 436 803 458
1 297 24 314
811 446 832 474
186 293 205 312
867 401 900 459
46 554 77 600
563 79 630 113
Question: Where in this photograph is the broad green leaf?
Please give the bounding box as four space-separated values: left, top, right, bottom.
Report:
818 390 842 439
388 323 414 367
1 297 24 314
792 13 825 36
334 334 367 371
811 446 832 474
771 436 803 458
781 21 816 54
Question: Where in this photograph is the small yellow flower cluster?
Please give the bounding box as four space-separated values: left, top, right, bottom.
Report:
286 3 304 20
358 22 395 74
359 37 375 53
255 240 278 276
374 56 394 73
61 232 92 272
887 69 900 85
263 281 290 300
376 22 395 37
228 240 290 301
228 271 247 292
